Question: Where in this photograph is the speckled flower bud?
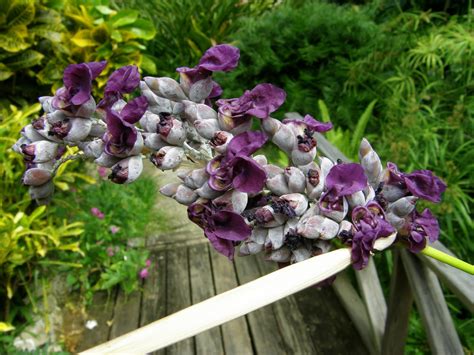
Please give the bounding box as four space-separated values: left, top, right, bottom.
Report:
38 96 54 113
22 124 45 142
150 146 185 170
300 204 320 222
63 118 92 142
89 119 107 137
189 77 213 102
157 114 186 146
268 225 285 249
267 247 291 263
174 184 199 205
182 100 198 123
141 86 173 113
338 220 354 236
195 181 223 199
266 173 291 196
263 164 284 178
194 119 220 139
29 181 54 200
284 167 306 193
22 168 52 186
346 191 366 209
160 182 180 197
279 193 308 216
253 154 267 166
254 205 287 227
183 168 209 189
144 77 187 101
388 196 417 217
212 190 248 214
95 152 121 167
261 117 281 137
210 131 233 154
250 227 268 245
359 138 383 189
319 157 334 179
12 136 31 154
306 164 324 200
79 139 104 158
109 155 143 184
272 124 295 153
291 147 316 166
74 97 96 118
21 141 58 163
196 103 218 121
297 215 339 240
143 133 167 151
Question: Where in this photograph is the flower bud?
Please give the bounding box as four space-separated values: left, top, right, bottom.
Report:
386 212 406 230
364 185 376 203
338 220 354 239
109 155 143 184
143 133 167 151
266 173 291 196
280 193 308 216
46 110 66 124
63 118 92 142
21 141 58 163
359 138 383 189
263 164 284 178
194 119 220 139
183 168 209 189
291 247 312 263
250 227 268 245
141 87 173 113
382 183 406 203
29 181 54 200
373 232 397 251
89 119 107 137
150 146 185 170
284 167 306 193
196 104 218 121
189 77 214 102
253 154 267 166
291 147 316 166
300 204 320 222
254 205 287 227
261 117 281 137
95 152 121 167
388 196 417 217
174 184 199 205
346 191 366 209
143 112 161 133
272 124 295 153
22 124 45 142
157 114 186 146
74 97 96 118
195 181 223 199
177 168 192 181
144 77 187 101
182 100 198 123
268 225 285 249
210 131 233 154
22 168 52 186
39 96 54 113
319 157 334 179
320 195 348 222
213 190 248 214
297 215 339 240
267 247 291 263
160 182 180 197
306 165 324 201
12 137 31 153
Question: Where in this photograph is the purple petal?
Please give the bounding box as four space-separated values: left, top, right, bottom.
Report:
208 81 223 99
198 44 240 72
63 63 92 105
106 65 140 94
283 115 333 133
205 229 236 260
246 83 286 119
85 61 107 79
226 131 268 158
404 169 446 203
231 156 267 194
176 66 210 84
326 163 368 197
211 210 251 242
415 208 440 243
120 96 148 124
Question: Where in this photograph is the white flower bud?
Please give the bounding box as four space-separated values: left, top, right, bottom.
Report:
38 96 54 113
373 232 397 251
210 131 233 154
254 205 287 227
64 118 92 142
300 204 320 222
284 167 306 193
95 152 121 167
346 191 366 209
283 218 299 236
79 139 104 158
261 117 281 137
253 154 267 166
263 164 284 178
109 155 143 184
266 173 291 196
194 119 220 139
22 124 45 142
12 136 31 153
75 97 96 118
359 138 383 189
268 225 285 250
143 133 167 151
382 183 406 202
182 100 198 123
89 119 107 137
280 193 308 216
272 124 295 153
160 182 180 197
321 196 348 222
183 168 209 189
212 190 248 214
319 157 334 179
386 212 406 230
143 112 161 132
306 164 324 201
189 77 213 102
388 196 418 217
338 220 354 235
144 77 187 101
161 119 186 146
142 88 173 113
174 184 199 205
364 185 376 203
195 181 223 199
291 147 316 166
22 168 52 186
297 215 339 240
291 247 312 263
29 181 54 200
21 141 58 163
46 110 66 124
250 227 268 245
150 146 185 170
267 247 291 263
196 104 218 121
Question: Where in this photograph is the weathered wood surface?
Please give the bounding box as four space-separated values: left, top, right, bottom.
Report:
400 250 463 355
419 241 474 313
381 250 413 355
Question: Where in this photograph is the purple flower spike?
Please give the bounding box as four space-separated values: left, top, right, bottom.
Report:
98 65 140 109
283 115 333 133
326 163 368 197
198 44 240 72
403 170 446 203
404 209 440 253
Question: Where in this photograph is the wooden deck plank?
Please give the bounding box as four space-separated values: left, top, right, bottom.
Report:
382 250 413 355
77 290 117 352
401 250 463 355
189 243 225 355
210 248 254 355
234 255 288 355
418 241 474 313
109 289 142 339
166 248 194 355
256 258 318 355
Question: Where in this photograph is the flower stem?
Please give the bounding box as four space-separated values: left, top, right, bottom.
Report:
421 246 474 275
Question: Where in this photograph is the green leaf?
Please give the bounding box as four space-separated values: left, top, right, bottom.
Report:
317 99 331 123
3 49 43 70
350 99 377 154
109 10 139 28
110 29 122 42
71 29 98 47
0 27 30 52
141 54 157 75
95 5 116 16
0 63 13 81
6 0 35 28
122 19 156 40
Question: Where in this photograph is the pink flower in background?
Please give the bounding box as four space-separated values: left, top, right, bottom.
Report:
109 225 120 234
106 247 115 257
139 268 149 279
91 207 105 219
97 166 108 178
145 259 151 267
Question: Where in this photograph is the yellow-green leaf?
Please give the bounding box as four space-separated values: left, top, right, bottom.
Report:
109 9 138 28
122 19 156 40
0 322 14 332
6 0 35 28
3 49 43 70
71 30 98 48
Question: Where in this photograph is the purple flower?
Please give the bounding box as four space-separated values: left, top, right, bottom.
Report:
98 166 108 178
145 259 152 267
91 207 105 219
98 65 140 109
53 61 107 112
283 115 333 133
139 268 149 279
207 131 268 193
106 246 115 257
326 163 368 197
402 209 440 253
216 83 286 130
103 96 148 157
109 225 120 234
188 201 251 259
350 202 395 270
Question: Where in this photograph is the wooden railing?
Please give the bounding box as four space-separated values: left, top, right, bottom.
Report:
82 120 473 355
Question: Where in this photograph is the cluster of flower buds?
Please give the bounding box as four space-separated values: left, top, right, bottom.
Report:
14 44 447 271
